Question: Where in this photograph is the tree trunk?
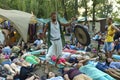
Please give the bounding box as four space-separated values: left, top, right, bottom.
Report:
92 0 96 31
84 0 88 23
62 0 68 20
74 0 78 17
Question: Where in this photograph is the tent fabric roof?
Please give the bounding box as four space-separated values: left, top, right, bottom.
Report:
0 8 34 42
37 17 68 24
78 17 106 22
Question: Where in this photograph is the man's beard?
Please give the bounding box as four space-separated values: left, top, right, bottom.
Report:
52 19 56 22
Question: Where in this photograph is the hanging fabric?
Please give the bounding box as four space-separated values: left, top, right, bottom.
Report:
28 23 37 42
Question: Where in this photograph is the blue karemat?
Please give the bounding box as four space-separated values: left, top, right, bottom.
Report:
1 60 12 65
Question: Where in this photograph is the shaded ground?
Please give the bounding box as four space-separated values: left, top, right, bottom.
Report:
33 35 71 78
34 64 61 78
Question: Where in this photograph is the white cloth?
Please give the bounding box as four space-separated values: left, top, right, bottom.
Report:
61 52 71 58
46 39 62 60
61 52 82 59
46 21 62 60
84 25 88 30
0 30 5 44
34 39 43 46
50 21 61 40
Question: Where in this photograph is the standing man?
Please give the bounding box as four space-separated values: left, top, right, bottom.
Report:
103 18 120 58
43 12 73 73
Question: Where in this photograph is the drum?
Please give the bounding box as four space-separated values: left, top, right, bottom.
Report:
74 25 90 46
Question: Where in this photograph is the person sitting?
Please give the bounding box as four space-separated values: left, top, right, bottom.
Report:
112 39 120 55
2 45 12 56
92 32 100 41
33 36 44 50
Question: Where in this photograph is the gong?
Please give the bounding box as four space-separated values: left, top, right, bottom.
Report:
74 25 91 46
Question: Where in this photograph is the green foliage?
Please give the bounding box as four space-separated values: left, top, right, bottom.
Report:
114 17 120 23
0 0 119 19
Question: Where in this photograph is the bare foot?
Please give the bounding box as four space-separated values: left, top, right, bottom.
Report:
45 67 49 74
55 56 60 67
45 63 49 73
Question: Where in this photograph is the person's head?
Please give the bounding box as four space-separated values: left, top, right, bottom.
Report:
76 56 83 61
105 58 113 66
51 12 57 22
106 58 113 63
76 62 83 68
114 39 119 44
6 75 13 80
63 67 70 73
47 72 55 79
107 18 113 25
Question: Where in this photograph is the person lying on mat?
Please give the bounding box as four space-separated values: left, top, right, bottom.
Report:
63 67 92 80
105 58 120 70
75 57 120 79
64 42 85 50
51 51 90 67
61 52 90 65
46 72 64 80
63 46 86 54
2 59 36 80
25 74 40 80
9 55 29 66
51 55 72 67
21 49 41 65
77 63 115 80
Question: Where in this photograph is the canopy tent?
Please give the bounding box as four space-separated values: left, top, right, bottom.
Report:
113 21 120 26
78 17 106 22
37 17 68 24
37 18 50 24
0 8 37 42
77 17 92 22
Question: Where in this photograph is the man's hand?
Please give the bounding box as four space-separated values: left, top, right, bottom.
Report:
41 33 45 38
64 74 70 80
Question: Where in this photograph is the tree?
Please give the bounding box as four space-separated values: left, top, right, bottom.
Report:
1 0 118 21
92 0 96 31
74 0 78 16
62 0 68 19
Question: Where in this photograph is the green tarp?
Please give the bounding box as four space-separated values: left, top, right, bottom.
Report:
37 17 68 24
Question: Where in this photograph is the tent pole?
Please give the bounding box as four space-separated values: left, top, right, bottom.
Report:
17 37 22 46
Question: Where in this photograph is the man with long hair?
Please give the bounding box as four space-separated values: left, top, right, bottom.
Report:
43 12 73 73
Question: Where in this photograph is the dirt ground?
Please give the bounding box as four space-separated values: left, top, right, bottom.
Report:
32 35 70 78
33 63 62 79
